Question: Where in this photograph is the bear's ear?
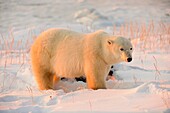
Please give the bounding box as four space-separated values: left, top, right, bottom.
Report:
107 40 114 45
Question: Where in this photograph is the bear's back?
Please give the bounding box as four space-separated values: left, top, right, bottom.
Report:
45 29 85 77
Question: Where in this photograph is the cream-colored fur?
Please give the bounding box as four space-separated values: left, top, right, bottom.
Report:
31 28 133 90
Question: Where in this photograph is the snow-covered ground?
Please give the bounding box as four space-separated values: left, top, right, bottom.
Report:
0 0 170 113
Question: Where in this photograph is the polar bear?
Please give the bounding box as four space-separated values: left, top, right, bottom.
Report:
31 28 133 90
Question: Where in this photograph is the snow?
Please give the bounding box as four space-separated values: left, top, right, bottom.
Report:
0 0 170 113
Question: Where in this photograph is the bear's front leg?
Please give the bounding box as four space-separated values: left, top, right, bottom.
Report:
86 74 106 90
85 63 108 90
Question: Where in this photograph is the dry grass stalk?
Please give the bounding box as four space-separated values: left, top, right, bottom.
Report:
27 86 35 105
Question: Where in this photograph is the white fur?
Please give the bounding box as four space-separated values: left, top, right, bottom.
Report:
31 28 133 90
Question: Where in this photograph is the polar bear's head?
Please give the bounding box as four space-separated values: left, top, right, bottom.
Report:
107 37 133 63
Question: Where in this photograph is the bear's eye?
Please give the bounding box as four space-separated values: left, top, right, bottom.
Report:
107 40 112 45
130 48 133 50
120 48 124 51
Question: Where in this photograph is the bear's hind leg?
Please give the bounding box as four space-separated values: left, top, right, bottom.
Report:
34 69 59 90
35 71 52 90
52 75 60 89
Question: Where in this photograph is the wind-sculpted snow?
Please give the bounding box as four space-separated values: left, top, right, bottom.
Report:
74 8 112 28
0 0 170 33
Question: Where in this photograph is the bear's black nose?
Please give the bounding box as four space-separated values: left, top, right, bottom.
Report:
127 58 132 62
